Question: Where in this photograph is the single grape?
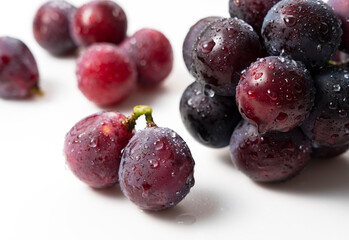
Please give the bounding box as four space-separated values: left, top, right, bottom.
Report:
229 121 311 182
120 28 173 87
33 0 77 55
228 0 281 33
71 0 127 46
182 16 221 72
64 111 134 188
311 143 349 159
192 17 264 96
119 127 195 211
76 43 137 106
328 0 349 53
0 37 40 99
262 0 342 68
236 56 315 133
301 65 349 147
180 82 241 148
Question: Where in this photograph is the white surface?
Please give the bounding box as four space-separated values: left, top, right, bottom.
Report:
0 0 348 240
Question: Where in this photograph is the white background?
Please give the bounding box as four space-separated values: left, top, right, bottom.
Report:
1 0 348 240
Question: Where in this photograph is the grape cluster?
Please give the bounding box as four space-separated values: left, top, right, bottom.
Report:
64 106 195 211
1 0 174 102
181 0 349 182
0 0 192 212
32 0 173 106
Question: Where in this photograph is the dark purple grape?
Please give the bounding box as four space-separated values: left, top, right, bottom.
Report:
0 37 40 99
328 0 349 53
311 143 349 159
236 56 315 133
262 0 342 68
229 0 281 33
230 121 311 182
33 0 77 55
180 82 241 148
119 127 195 211
301 65 349 147
182 16 221 72
192 17 264 96
64 111 134 188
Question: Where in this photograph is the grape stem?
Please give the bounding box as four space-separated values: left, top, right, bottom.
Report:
122 105 157 132
328 59 349 66
30 84 44 96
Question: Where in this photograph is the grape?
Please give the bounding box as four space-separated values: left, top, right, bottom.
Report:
33 0 77 55
76 43 137 106
301 65 349 147
229 121 311 182
120 28 173 87
180 82 241 148
192 17 264 96
229 0 281 33
0 37 40 99
64 111 134 188
119 127 195 211
71 0 127 46
261 0 342 68
236 56 315 133
182 16 221 72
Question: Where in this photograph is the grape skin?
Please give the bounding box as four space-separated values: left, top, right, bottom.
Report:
230 121 311 182
180 82 241 148
64 111 134 188
119 127 195 211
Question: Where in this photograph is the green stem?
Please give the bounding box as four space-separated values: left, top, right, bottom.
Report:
122 105 157 132
328 59 349 66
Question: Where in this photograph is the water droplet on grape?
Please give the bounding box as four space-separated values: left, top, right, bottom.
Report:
187 98 193 106
317 44 322 51
154 141 164 150
319 22 329 34
186 176 194 187
276 112 288 121
247 90 256 99
200 40 215 53
204 85 215 97
149 159 160 169
284 15 297 27
255 72 263 80
170 131 176 138
338 109 347 118
329 101 338 110
332 84 341 92
266 89 278 100
89 137 97 148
